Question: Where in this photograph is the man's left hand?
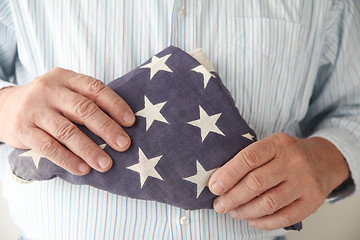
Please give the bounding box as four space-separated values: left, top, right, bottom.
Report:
208 132 350 230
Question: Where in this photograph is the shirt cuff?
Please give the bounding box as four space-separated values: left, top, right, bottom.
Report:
0 80 15 90
310 128 359 202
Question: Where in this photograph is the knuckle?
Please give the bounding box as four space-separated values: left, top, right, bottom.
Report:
31 76 51 92
241 148 259 170
275 132 297 148
20 95 33 110
88 79 107 96
57 153 73 170
17 124 31 138
79 143 96 160
14 125 32 145
230 209 241 219
75 98 98 120
56 122 79 141
278 215 293 227
238 208 250 219
49 67 65 74
262 194 277 214
112 96 126 109
39 139 58 158
13 117 25 132
225 194 239 208
244 172 262 193
220 167 239 185
49 67 75 82
99 119 116 135
274 132 291 142
32 68 66 92
30 77 60 100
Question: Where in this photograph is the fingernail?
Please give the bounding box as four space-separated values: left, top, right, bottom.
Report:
78 163 89 174
116 134 129 148
123 111 135 124
98 156 111 169
214 199 226 214
211 181 225 195
229 210 238 219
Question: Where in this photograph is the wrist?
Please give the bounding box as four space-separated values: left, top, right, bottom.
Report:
302 137 350 195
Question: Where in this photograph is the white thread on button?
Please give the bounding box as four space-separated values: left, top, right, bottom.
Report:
177 7 185 16
179 215 189 226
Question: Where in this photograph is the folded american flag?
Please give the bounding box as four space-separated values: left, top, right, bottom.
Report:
8 46 301 230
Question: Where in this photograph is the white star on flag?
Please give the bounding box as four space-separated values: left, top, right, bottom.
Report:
135 96 168 131
183 160 217 198
19 150 43 169
99 144 107 149
191 65 216 89
188 106 225 142
242 133 255 141
140 54 173 80
127 148 164 188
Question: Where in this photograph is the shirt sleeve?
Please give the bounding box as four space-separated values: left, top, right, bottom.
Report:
300 0 360 201
0 0 17 89
0 0 17 146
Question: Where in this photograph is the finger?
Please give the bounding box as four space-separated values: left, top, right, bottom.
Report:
247 199 310 230
36 110 113 172
61 69 135 127
22 126 90 175
228 181 300 220
213 159 284 213
53 88 131 152
209 137 278 196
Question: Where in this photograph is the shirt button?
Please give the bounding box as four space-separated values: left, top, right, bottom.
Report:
179 215 189 226
177 7 186 16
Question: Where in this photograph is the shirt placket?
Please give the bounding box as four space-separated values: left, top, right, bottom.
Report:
167 205 193 240
169 0 186 48
167 2 201 239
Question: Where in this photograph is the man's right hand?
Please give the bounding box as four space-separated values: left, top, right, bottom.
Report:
0 67 135 175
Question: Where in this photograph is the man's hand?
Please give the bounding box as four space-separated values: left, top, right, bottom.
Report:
0 67 135 175
208 133 350 230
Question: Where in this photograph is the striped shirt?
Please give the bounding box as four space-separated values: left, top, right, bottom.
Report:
1 0 360 239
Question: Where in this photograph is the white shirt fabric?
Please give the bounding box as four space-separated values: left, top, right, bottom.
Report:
0 0 360 239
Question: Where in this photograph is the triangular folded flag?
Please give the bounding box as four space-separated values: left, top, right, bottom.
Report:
8 46 301 230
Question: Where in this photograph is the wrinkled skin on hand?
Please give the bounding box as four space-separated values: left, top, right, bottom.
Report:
209 132 350 230
0 67 135 175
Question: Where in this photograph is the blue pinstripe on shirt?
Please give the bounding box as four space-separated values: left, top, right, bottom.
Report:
1 0 360 239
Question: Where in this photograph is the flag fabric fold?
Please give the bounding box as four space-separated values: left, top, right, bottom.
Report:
8 46 301 230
